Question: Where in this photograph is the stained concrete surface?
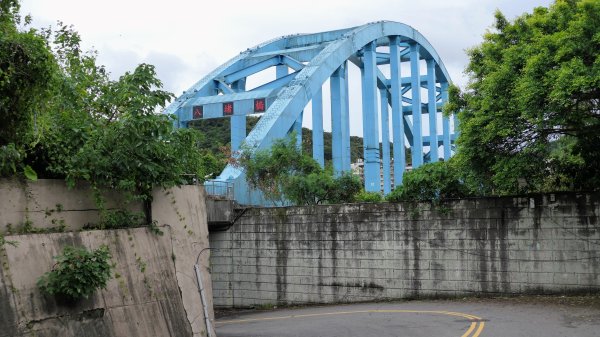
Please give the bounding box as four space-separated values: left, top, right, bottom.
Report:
211 193 600 308
0 183 214 337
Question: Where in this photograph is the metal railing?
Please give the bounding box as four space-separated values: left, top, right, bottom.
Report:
204 179 234 200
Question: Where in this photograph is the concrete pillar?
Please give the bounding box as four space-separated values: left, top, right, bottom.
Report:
331 64 347 176
410 42 423 168
390 36 405 187
312 88 325 167
342 63 351 172
426 59 439 163
361 41 381 192
380 88 391 195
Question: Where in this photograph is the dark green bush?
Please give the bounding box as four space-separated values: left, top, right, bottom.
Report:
386 160 471 202
37 245 113 301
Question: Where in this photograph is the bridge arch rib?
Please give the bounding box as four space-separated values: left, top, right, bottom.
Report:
164 21 456 205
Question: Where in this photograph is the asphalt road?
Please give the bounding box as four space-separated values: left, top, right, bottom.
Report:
215 297 600 337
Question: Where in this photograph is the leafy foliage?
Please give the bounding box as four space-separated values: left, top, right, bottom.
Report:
240 135 362 205
67 99 193 198
0 143 23 176
0 1 56 179
327 173 363 204
240 135 320 204
37 245 113 301
0 232 18 248
386 160 471 202
448 0 600 194
286 172 362 205
95 209 146 230
355 191 383 203
0 1 215 227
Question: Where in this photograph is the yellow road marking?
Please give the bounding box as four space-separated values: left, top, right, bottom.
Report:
472 322 485 337
217 308 486 336
460 322 477 337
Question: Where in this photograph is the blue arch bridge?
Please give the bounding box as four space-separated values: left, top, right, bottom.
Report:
164 21 457 206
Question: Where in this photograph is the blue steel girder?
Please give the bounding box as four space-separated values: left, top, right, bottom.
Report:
164 21 454 205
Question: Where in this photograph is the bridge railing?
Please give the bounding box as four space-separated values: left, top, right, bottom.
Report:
204 179 234 200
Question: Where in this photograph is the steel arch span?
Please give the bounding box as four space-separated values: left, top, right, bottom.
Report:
164 21 457 205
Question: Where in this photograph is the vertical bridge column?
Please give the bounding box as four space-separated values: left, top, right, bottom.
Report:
361 41 381 192
410 42 423 168
342 64 351 172
441 81 451 160
330 62 348 176
312 88 325 167
379 88 391 194
426 59 438 163
230 79 246 152
390 36 405 187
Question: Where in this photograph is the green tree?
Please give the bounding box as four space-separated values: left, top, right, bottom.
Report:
286 172 362 205
240 135 321 205
1 1 215 227
386 160 471 202
0 0 56 177
447 0 600 194
240 135 362 205
66 65 204 223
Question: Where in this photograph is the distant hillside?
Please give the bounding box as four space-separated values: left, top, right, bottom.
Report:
188 116 410 168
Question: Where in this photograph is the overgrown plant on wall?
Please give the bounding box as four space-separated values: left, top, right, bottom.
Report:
37 245 113 301
0 233 17 248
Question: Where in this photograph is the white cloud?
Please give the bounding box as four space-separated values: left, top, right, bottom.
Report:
20 0 554 136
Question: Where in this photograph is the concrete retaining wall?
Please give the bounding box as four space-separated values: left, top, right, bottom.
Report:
0 180 214 337
0 178 142 233
210 193 600 307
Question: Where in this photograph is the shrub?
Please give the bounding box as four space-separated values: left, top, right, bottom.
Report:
386 160 471 202
37 245 113 301
328 173 362 204
356 190 383 202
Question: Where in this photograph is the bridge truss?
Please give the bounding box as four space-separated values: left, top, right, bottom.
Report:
164 21 457 205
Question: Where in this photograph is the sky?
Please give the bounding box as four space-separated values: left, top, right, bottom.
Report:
20 0 554 136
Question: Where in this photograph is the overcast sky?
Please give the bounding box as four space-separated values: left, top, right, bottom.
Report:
21 0 554 91
20 0 554 135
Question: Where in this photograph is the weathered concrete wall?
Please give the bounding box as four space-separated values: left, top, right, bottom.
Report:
0 178 142 233
1 228 192 337
210 193 600 307
0 181 214 337
152 186 215 337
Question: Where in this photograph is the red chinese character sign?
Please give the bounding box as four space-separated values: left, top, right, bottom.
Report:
192 106 203 119
254 98 266 113
223 102 234 116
